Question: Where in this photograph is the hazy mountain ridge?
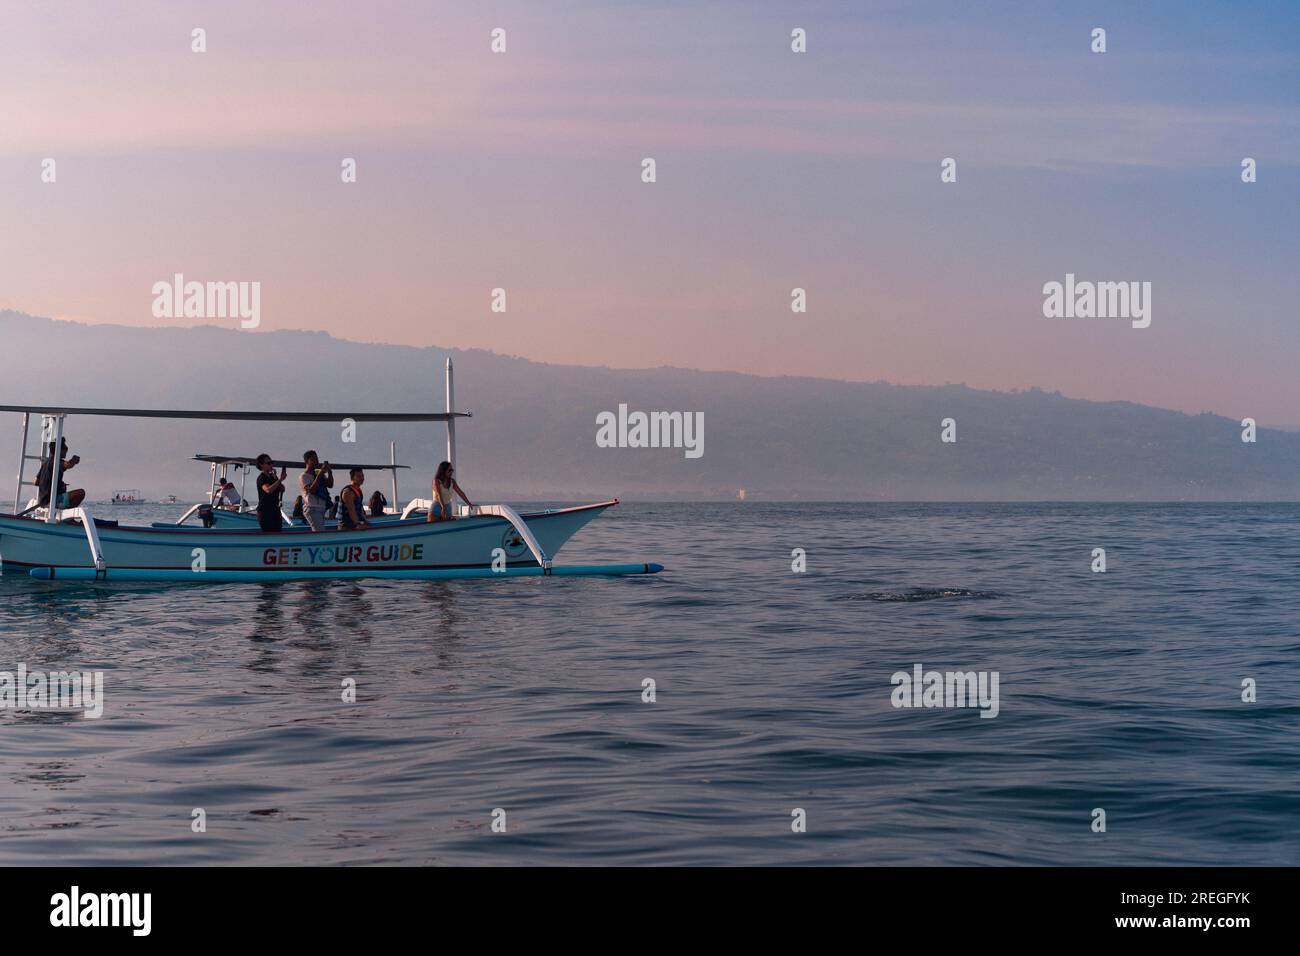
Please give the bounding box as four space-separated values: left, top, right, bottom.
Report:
2 310 1296 501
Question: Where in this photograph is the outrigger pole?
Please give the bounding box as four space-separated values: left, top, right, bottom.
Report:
32 563 664 583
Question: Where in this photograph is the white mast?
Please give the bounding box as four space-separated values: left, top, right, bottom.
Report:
445 356 457 471
389 440 399 510
45 415 65 523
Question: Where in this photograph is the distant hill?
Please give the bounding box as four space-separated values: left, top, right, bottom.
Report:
2 310 1298 501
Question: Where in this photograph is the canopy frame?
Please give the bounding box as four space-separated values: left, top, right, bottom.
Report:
6 360 466 520
193 454 411 471
0 405 469 422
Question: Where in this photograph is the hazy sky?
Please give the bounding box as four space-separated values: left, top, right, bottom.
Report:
2 1 1297 421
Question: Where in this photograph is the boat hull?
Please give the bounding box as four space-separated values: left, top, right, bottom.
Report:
0 502 615 578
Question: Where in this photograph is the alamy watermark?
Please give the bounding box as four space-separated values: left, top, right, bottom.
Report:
891 664 999 718
1 664 104 718
50 886 150 936
1042 273 1150 328
151 273 260 328
596 404 703 459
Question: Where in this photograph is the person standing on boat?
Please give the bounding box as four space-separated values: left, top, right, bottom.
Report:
339 468 371 530
36 439 85 511
368 489 388 517
255 454 288 532
299 451 334 532
428 461 473 521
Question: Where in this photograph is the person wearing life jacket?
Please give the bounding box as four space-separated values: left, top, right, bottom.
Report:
339 468 371 530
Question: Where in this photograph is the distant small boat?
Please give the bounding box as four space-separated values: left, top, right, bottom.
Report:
110 489 143 505
162 495 178 505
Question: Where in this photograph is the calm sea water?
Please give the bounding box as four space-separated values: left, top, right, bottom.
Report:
1 502 1298 866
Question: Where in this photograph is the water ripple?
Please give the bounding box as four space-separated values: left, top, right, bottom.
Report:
2 502 1299 864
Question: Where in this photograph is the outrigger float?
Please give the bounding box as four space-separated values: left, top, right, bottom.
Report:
0 360 663 584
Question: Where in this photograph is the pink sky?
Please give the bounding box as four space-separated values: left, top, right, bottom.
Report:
1 0 1297 423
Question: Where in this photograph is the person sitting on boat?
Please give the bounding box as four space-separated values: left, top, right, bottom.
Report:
368 489 388 517
428 460 473 521
255 453 288 532
299 451 334 532
339 468 371 530
35 439 85 511
213 479 243 510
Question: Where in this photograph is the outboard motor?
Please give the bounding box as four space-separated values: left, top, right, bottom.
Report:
197 504 215 528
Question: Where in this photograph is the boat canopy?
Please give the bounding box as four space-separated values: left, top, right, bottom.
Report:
6 356 465 520
194 454 410 471
0 405 469 422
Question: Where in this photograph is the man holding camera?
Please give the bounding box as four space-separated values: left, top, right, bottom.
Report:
298 450 334 532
